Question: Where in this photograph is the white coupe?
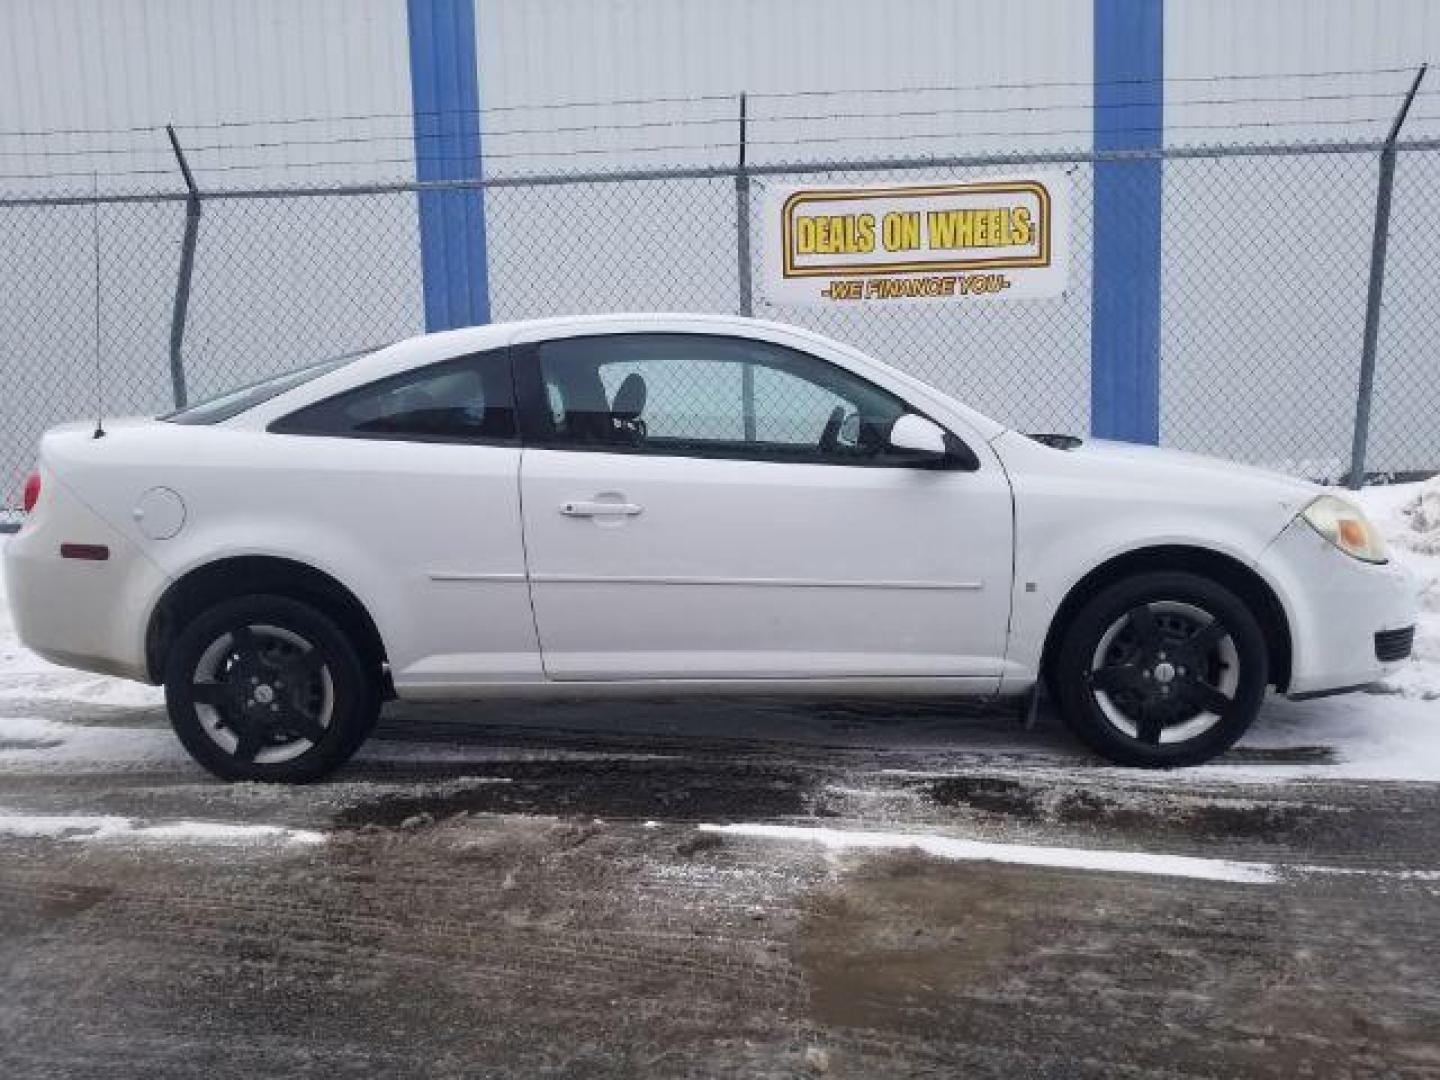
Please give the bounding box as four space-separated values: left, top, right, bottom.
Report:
4 314 1417 780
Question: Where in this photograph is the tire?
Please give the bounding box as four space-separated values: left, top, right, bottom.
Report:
1051 571 1269 767
164 594 380 782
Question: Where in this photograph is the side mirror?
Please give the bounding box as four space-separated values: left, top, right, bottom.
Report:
887 414 981 470
888 414 949 460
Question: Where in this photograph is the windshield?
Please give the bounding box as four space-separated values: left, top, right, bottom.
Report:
160 350 374 425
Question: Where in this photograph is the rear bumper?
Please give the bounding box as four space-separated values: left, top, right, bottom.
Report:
1257 517 1418 697
3 483 165 683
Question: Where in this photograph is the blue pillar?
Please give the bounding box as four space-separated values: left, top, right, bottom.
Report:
407 0 490 330
1091 0 1163 443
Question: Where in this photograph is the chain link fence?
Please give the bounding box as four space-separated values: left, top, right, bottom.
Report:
2 140 1438 524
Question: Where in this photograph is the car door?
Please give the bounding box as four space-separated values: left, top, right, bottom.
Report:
512 329 1013 683
266 347 540 687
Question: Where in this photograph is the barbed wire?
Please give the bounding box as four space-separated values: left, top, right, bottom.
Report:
1 87 1426 162
1 113 1418 185
746 65 1422 99
0 63 1422 140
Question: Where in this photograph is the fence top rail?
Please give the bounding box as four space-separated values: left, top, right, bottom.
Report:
5 136 1440 209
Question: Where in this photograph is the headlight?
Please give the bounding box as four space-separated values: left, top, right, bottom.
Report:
1300 495 1389 564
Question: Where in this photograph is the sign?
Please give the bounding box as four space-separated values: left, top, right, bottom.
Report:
762 174 1070 306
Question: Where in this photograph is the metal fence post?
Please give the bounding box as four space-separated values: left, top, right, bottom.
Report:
735 92 757 440
1347 64 1426 489
166 124 202 410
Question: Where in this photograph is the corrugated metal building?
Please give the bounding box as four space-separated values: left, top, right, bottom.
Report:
1 0 1437 495
6 0 1437 182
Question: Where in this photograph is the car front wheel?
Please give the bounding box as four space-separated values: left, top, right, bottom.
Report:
1052 571 1269 767
164 595 379 782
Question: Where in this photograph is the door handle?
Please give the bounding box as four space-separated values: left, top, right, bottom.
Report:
559 500 643 518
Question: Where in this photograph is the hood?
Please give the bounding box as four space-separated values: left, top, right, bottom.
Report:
1075 438 1319 492
997 430 1322 517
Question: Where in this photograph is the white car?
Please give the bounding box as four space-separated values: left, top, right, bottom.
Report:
4 314 1417 780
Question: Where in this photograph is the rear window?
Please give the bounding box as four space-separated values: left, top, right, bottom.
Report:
160 351 369 425
268 349 516 443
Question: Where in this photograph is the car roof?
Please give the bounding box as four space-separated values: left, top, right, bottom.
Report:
378 312 837 358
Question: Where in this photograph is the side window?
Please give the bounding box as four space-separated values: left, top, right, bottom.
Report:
270 348 516 442
528 334 909 464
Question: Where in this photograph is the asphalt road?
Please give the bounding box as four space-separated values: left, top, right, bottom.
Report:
1 694 1438 1079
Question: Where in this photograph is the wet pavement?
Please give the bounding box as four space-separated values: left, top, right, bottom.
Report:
1 695 1438 1078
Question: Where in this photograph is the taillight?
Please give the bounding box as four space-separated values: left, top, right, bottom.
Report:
22 471 41 514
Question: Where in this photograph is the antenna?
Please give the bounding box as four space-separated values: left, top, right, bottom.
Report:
91 172 105 438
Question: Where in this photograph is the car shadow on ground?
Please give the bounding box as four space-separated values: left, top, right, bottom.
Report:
329 695 1051 824
314 696 1356 845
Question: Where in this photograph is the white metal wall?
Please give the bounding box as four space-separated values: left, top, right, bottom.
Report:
0 0 415 195
6 0 1437 186
476 0 1095 173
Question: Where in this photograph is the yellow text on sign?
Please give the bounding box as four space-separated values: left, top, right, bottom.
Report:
793 206 1034 256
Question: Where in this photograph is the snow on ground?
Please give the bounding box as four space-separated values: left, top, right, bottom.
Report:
0 714 184 771
0 659 162 710
695 822 1440 885
699 822 1280 884
0 476 1437 782
0 808 324 845
1207 693 1440 782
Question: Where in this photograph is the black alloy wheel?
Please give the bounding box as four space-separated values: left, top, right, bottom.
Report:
165 595 378 782
1053 572 1269 767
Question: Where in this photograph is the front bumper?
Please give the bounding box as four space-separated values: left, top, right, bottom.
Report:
1257 516 1418 697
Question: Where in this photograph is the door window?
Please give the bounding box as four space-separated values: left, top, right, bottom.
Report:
525 334 909 464
270 348 516 443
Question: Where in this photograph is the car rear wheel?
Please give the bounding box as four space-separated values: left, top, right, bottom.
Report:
164 595 379 782
1052 571 1269 767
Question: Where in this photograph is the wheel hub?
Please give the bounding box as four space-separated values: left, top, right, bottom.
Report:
1088 600 1241 746
191 624 333 764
